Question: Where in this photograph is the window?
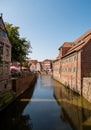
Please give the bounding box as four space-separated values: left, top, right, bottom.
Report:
1 31 7 38
69 58 72 62
73 67 77 72
74 55 78 61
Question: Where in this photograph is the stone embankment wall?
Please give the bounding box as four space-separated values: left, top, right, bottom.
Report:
0 74 37 111
0 78 12 92
12 74 37 97
53 76 91 103
83 77 91 103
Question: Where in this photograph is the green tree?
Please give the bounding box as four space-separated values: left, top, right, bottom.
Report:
17 38 31 69
5 23 31 67
22 60 30 68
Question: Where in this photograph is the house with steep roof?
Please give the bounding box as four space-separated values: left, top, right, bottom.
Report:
28 60 38 72
41 59 53 72
53 30 91 95
28 59 53 73
36 62 42 72
0 14 11 91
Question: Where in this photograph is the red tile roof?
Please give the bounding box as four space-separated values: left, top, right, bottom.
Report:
74 29 91 43
42 59 52 62
29 60 38 65
61 29 91 58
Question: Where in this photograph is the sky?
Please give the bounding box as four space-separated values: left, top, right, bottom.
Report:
0 0 91 61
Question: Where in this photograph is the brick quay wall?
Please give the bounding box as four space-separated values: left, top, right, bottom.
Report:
83 77 91 103
53 75 91 103
12 74 37 97
0 74 37 111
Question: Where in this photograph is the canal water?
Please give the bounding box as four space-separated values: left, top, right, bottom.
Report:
0 75 91 130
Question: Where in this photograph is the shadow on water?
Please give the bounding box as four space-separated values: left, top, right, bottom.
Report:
0 82 36 130
53 80 91 130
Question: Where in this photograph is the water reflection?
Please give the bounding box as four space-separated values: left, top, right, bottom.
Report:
22 76 72 130
0 85 35 130
12 114 32 130
53 80 91 130
1 76 91 130
41 75 53 88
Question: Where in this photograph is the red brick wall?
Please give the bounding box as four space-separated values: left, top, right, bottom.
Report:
59 47 72 57
76 52 82 94
62 47 72 56
0 17 11 80
53 51 82 94
53 60 60 81
12 75 36 97
60 54 76 88
81 40 91 77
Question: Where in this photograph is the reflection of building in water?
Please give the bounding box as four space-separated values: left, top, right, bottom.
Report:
12 115 32 130
53 80 91 130
41 75 53 88
0 86 35 130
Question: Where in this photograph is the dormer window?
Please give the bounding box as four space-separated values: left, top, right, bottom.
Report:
1 31 6 38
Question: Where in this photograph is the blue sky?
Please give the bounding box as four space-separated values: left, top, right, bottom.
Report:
0 0 91 61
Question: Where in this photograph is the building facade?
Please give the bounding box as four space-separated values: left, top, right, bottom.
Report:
36 62 42 72
41 59 53 72
0 15 11 91
28 60 38 72
53 30 91 95
53 59 61 81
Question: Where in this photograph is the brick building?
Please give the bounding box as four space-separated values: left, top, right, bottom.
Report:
53 30 91 95
53 42 73 82
28 59 53 73
0 15 11 91
41 59 53 72
53 59 60 80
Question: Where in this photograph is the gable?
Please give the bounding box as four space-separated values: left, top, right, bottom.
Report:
31 64 36 67
0 17 5 30
0 17 11 46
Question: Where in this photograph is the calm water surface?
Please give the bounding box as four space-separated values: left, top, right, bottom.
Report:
0 75 91 130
